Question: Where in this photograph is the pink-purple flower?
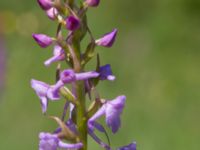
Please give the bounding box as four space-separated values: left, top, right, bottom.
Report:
85 0 100 7
39 132 83 150
46 8 58 20
118 142 136 150
32 34 53 48
88 95 126 133
96 29 118 47
99 64 116 81
37 0 53 10
31 79 60 113
66 16 80 31
44 45 65 66
51 69 99 96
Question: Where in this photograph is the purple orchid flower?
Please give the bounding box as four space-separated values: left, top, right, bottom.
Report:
66 16 80 31
85 0 100 7
31 79 60 113
37 0 53 10
39 132 83 150
117 142 137 150
95 29 118 47
88 95 126 133
51 69 99 95
44 45 65 66
99 64 116 81
32 34 53 48
46 7 58 20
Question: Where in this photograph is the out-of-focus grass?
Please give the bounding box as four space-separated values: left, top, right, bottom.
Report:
0 0 200 149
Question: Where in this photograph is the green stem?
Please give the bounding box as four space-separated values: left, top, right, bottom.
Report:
75 80 87 150
71 40 87 150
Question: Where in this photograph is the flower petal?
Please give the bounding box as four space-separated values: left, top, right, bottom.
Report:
32 34 53 48
117 142 136 150
85 0 100 7
95 29 118 47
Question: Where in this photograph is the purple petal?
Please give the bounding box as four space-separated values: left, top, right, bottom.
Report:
31 79 50 113
37 0 53 10
32 34 53 48
105 107 121 133
66 119 78 134
88 105 106 131
54 119 78 135
39 132 83 150
105 95 126 133
60 69 76 83
53 45 63 56
44 55 60 66
118 142 137 150
58 141 83 149
46 7 58 20
85 0 100 7
95 29 118 47
99 64 115 81
66 16 80 31
75 71 99 81
108 95 126 109
40 97 48 113
47 82 63 100
31 79 49 97
44 45 65 66
39 133 59 150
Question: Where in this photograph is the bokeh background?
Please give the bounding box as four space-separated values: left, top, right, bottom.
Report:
0 0 200 149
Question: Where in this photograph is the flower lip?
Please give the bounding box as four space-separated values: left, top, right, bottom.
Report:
88 95 126 134
105 96 126 133
31 79 49 97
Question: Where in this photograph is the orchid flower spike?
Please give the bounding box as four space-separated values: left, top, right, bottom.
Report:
95 29 118 47
88 95 126 133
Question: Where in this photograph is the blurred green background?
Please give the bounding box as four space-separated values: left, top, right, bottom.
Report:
0 0 200 149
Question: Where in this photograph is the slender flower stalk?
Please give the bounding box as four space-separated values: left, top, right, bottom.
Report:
31 1 136 150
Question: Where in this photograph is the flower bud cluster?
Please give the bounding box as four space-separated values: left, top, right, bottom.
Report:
31 0 136 150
